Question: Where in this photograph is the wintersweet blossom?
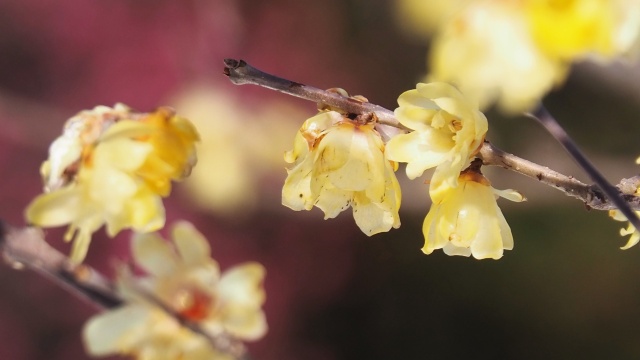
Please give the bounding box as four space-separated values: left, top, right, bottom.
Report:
397 0 640 112
25 104 198 263
422 170 525 260
83 221 267 359
428 0 568 113
282 110 401 235
385 82 488 203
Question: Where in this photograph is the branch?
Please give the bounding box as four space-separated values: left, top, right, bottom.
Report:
0 221 251 360
527 105 640 224
222 58 640 211
223 59 406 129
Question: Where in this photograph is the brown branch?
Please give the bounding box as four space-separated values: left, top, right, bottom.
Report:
223 59 407 130
0 221 251 360
222 58 640 211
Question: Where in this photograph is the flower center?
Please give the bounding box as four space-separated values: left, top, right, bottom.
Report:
172 286 214 321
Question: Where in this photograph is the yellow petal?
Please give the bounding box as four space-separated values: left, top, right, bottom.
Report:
282 156 315 211
25 187 82 227
313 184 352 219
172 221 211 266
83 305 154 356
132 232 179 277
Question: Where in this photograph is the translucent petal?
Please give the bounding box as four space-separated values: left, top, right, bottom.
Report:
386 131 449 179
416 82 466 103
397 89 440 111
99 120 155 143
282 157 314 211
494 188 526 202
83 305 154 356
314 185 352 219
25 188 82 227
172 221 211 266
352 193 397 236
217 303 268 341
326 130 374 192
132 232 179 277
469 216 504 260
313 123 353 175
442 242 472 257
394 104 438 131
218 263 266 307
422 204 448 253
96 137 153 172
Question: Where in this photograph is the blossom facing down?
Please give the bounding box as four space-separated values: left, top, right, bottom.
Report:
385 82 488 203
25 104 199 263
83 221 267 359
422 170 525 260
609 209 640 250
282 110 401 235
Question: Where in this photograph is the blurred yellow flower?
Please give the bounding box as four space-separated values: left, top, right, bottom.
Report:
25 105 198 263
609 209 640 249
83 221 267 359
428 1 568 112
526 0 640 60
397 0 640 112
386 82 488 203
282 110 401 235
173 86 305 216
422 170 525 259
84 305 231 360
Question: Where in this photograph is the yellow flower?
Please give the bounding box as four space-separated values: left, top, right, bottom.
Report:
609 209 640 249
398 0 640 112
422 170 525 260
282 110 401 235
84 305 231 360
83 221 267 359
428 1 568 113
25 105 199 263
385 82 488 203
525 0 640 60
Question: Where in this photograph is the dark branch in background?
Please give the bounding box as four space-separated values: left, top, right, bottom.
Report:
0 221 251 360
223 58 640 212
528 105 640 225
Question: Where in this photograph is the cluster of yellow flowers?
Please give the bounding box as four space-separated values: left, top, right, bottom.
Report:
83 222 267 359
283 83 524 259
397 0 640 112
23 104 269 359
25 104 199 263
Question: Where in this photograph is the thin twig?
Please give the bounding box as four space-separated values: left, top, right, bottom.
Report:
479 141 640 210
527 105 640 224
222 58 640 212
223 58 407 130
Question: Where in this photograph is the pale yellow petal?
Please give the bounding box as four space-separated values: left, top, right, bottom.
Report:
172 221 211 266
218 304 268 341
313 185 352 219
83 305 154 356
132 232 179 277
352 193 398 236
25 187 82 227
282 156 314 211
218 263 266 307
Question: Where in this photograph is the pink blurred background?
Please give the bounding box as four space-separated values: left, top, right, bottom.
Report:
3 1 640 359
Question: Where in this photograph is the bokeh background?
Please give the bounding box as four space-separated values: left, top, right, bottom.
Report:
2 0 640 359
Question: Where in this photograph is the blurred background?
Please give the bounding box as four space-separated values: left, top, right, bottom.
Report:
2 0 640 359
